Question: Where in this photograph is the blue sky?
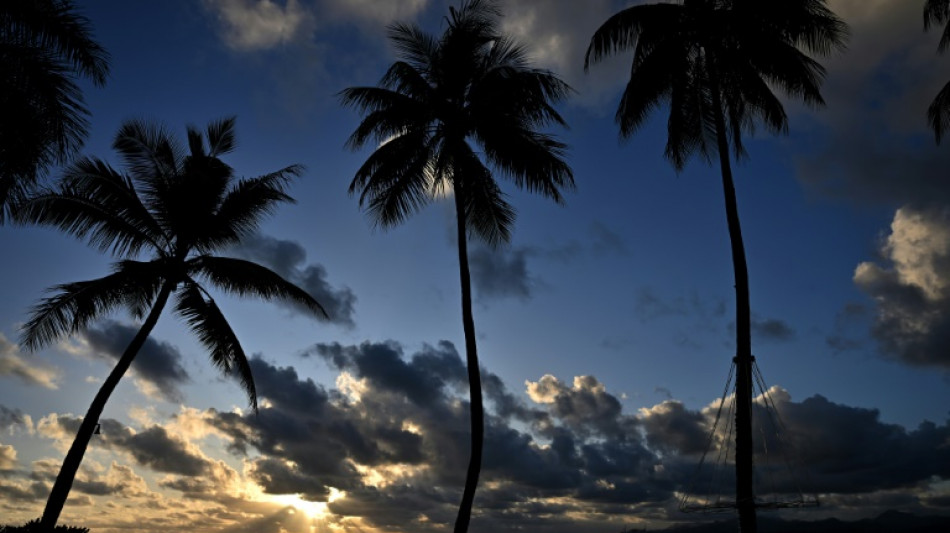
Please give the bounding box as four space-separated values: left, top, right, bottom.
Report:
1 1 950 532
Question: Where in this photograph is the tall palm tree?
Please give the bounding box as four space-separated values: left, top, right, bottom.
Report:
0 0 109 220
14 117 327 531
925 0 950 141
340 1 573 530
585 1 846 531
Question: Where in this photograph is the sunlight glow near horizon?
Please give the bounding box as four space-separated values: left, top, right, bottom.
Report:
267 487 346 519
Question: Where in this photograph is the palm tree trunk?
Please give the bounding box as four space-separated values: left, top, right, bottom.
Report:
452 182 484 533
40 283 174 531
709 77 757 533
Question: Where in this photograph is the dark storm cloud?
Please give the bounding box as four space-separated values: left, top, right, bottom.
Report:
230 233 357 327
774 392 950 493
43 415 210 476
792 1 950 209
639 400 708 456
469 245 534 302
80 320 189 402
169 340 950 530
313 340 466 405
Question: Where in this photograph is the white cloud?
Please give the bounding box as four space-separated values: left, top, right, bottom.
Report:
854 207 950 367
0 442 16 470
499 0 628 109
203 0 315 50
0 333 61 389
326 0 429 26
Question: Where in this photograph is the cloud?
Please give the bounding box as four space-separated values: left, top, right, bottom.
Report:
324 0 429 27
469 245 535 302
793 0 950 208
71 320 190 402
0 405 33 435
854 207 950 367
499 0 631 109
203 0 316 51
750 316 796 343
10 341 950 529
0 443 16 470
38 414 212 476
230 233 357 327
0 333 61 389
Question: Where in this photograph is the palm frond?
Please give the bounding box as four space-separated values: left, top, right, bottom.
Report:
340 85 430 149
20 260 164 351
458 161 514 246
928 80 950 143
187 255 327 319
585 3 679 69
1 0 110 85
198 165 301 251
112 119 181 189
12 158 165 255
205 116 237 157
476 126 573 203
174 281 257 410
387 22 438 73
349 131 435 227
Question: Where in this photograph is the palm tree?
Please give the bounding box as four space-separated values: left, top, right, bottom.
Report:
585 1 846 531
340 1 573 531
14 117 327 531
925 0 950 141
0 0 109 220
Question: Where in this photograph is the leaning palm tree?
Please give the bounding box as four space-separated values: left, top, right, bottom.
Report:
925 0 950 141
14 117 327 531
586 1 846 531
340 1 573 530
0 0 109 220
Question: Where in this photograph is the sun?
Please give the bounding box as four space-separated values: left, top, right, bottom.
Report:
267 488 346 519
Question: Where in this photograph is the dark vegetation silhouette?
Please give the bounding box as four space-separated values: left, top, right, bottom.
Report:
585 1 847 531
13 117 327 531
339 0 573 531
0 0 109 221
924 0 950 141
0 520 87 533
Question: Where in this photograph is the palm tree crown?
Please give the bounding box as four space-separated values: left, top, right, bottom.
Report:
341 2 573 532
0 0 109 220
924 0 950 141
341 0 573 243
17 117 326 406
586 0 846 168
16 117 327 530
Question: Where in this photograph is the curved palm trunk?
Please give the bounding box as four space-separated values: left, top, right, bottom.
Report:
710 80 756 533
40 283 174 531
452 183 484 533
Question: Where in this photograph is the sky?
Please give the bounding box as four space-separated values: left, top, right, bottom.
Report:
2 0 950 532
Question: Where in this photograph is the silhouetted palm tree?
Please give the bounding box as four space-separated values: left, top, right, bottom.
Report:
925 0 950 141
585 1 846 531
0 0 109 220
340 1 573 531
15 117 327 531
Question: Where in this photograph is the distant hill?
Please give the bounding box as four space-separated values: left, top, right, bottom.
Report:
648 510 950 533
